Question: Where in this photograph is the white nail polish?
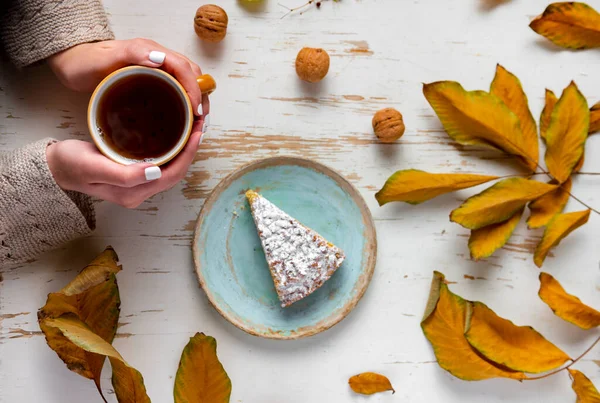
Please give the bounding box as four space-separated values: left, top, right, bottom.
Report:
145 166 162 181
197 104 203 116
148 51 166 65
199 134 204 146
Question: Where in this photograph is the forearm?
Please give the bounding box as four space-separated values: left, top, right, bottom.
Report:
0 139 96 268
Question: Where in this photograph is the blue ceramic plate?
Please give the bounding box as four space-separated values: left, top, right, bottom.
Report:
193 157 377 339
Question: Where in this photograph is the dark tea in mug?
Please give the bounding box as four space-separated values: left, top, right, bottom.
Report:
96 74 186 160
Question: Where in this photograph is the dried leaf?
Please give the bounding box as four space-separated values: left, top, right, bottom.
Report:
423 81 537 170
534 209 590 267
530 2 600 49
569 369 600 402
545 81 589 183
539 272 600 330
174 333 231 403
590 101 600 134
42 315 150 403
421 272 526 381
38 247 121 401
527 177 572 229
464 301 570 373
468 207 523 260
375 169 498 206
450 178 556 230
60 247 122 296
490 64 539 165
348 372 395 395
540 89 558 142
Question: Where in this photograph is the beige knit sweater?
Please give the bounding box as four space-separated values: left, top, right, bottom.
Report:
0 0 114 267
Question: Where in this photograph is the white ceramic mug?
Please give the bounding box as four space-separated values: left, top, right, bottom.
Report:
87 66 194 166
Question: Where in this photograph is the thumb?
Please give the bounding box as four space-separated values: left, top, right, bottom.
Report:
90 158 162 188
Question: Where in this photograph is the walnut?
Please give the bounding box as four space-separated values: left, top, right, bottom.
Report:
194 5 228 42
372 108 405 143
295 47 330 83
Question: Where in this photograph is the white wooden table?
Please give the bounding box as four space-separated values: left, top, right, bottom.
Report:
1 1 599 401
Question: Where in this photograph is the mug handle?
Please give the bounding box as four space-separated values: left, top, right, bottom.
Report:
197 74 217 95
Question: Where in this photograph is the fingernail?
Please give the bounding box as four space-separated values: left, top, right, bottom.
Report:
197 104 203 116
202 114 210 133
149 51 166 65
198 133 204 146
145 166 162 181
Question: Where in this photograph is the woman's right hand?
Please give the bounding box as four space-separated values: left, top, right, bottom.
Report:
46 123 203 209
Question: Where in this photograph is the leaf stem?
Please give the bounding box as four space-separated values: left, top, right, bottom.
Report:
525 335 600 381
279 0 315 18
531 162 600 216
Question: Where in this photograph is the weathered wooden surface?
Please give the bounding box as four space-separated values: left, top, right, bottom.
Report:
1 0 599 401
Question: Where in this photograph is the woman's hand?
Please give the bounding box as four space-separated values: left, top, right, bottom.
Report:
47 38 209 117
46 123 204 209
46 39 211 207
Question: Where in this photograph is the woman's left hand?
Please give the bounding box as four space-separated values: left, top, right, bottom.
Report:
47 38 209 118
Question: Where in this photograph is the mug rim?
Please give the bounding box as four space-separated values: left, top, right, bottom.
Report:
87 66 194 166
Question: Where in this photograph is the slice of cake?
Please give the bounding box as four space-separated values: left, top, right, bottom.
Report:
246 190 345 307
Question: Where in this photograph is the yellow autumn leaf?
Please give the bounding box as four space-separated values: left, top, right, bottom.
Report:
421 271 526 381
464 301 570 373
490 64 539 165
530 2 600 49
375 170 498 206
43 315 150 403
540 89 558 142
60 247 122 296
590 101 600 134
450 178 556 230
539 272 600 330
348 372 395 395
534 209 590 267
569 369 600 402
38 247 122 402
545 81 589 183
468 207 523 260
174 333 232 403
423 81 537 170
527 178 572 229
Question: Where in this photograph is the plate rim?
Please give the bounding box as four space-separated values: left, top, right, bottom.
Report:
192 156 377 340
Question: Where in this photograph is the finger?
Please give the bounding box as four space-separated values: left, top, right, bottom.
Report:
87 154 162 188
161 56 203 117
121 40 203 117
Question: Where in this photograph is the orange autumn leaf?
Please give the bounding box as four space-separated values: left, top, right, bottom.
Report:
421 272 526 381
540 89 558 142
490 64 539 165
375 170 498 206
348 373 395 395
534 209 590 267
464 301 570 373
423 81 537 170
38 247 122 402
450 178 556 230
544 81 589 183
590 101 600 134
530 2 600 49
527 177 572 229
569 369 600 402
468 207 523 260
43 316 150 403
539 272 600 330
174 333 231 403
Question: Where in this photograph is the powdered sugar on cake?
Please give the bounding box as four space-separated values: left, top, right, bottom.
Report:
246 190 345 307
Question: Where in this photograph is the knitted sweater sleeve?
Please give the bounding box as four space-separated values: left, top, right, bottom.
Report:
0 0 115 68
0 139 96 267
